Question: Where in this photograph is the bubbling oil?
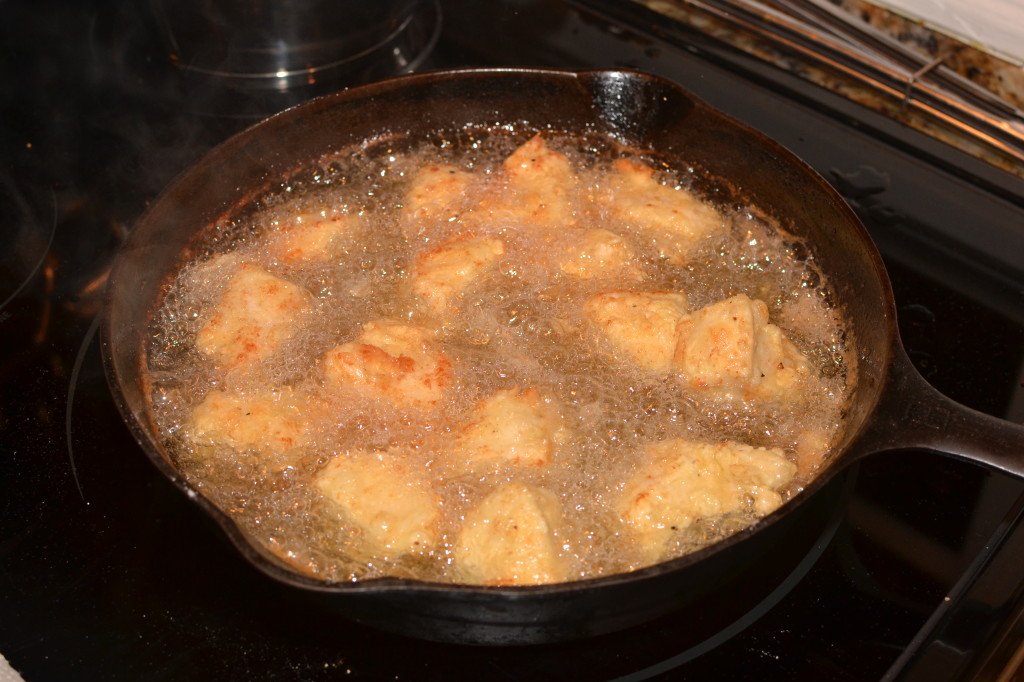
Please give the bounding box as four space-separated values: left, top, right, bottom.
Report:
147 127 853 584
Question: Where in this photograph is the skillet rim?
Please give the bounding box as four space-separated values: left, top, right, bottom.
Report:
100 65 897 598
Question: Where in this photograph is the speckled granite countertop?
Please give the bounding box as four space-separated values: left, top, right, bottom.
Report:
839 0 1024 109
875 0 1024 67
636 0 1024 177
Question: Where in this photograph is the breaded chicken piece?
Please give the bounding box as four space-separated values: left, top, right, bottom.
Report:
559 228 640 280
480 134 577 228
457 387 564 468
196 263 311 370
189 386 314 455
794 428 833 480
673 294 810 399
402 163 475 232
411 234 505 314
315 451 442 558
602 159 722 257
618 439 797 564
454 483 568 585
270 212 359 264
323 320 452 409
584 291 690 372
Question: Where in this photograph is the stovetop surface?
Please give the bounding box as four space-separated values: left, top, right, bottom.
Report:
2 1 1023 680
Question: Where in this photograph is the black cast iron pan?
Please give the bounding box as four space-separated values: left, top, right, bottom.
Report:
101 68 1024 646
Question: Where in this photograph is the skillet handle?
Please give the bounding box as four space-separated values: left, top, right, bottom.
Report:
849 344 1024 479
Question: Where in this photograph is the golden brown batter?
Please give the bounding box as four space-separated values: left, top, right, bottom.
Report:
147 130 852 586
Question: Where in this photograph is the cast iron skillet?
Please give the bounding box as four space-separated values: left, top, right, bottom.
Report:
101 68 1024 646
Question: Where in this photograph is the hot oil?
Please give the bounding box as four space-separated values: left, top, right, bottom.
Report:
146 128 853 584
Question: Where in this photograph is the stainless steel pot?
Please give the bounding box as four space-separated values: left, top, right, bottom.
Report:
149 0 437 94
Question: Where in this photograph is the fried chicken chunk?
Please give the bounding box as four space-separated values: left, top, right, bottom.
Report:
269 212 359 264
411 234 505 314
402 163 475 232
584 291 690 372
559 228 639 280
673 294 810 399
454 483 568 585
315 451 442 558
188 386 314 456
196 263 311 370
480 134 577 228
456 387 564 468
323 320 452 409
618 439 797 564
602 159 723 257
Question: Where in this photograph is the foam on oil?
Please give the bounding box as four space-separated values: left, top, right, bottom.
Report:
147 127 853 584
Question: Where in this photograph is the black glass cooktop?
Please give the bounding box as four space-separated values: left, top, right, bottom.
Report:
2 0 1023 680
